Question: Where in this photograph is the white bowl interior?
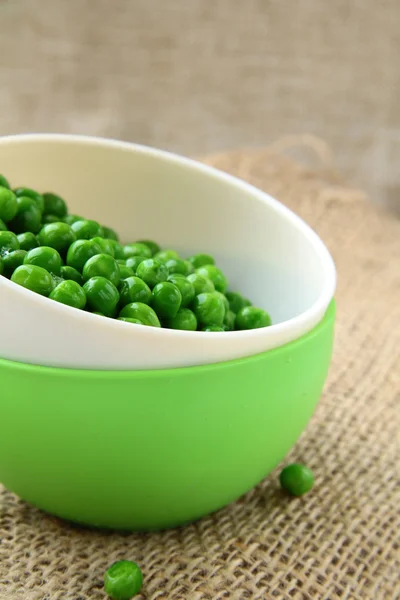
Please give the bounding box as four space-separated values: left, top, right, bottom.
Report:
0 135 335 369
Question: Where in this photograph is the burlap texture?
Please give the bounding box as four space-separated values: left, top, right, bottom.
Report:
0 148 399 600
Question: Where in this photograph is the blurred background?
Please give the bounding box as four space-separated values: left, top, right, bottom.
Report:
1 0 399 212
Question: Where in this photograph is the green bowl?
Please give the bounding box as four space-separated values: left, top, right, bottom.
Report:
0 301 335 531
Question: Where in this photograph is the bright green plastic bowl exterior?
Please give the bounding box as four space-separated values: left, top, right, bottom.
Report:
0 302 335 531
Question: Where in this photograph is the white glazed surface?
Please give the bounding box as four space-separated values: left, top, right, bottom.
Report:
0 135 336 370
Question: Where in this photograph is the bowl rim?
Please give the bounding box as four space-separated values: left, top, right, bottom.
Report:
0 133 336 345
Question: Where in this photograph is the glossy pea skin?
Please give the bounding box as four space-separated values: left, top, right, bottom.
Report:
83 276 120 316
154 249 179 263
0 174 10 189
225 291 251 314
42 214 60 224
102 226 119 241
14 187 44 213
11 264 54 296
118 317 145 325
17 231 39 251
119 265 134 280
188 253 215 269
66 239 103 272
196 264 228 293
0 218 7 231
235 306 271 330
71 219 104 240
61 265 83 285
136 258 168 289
186 273 215 296
63 214 84 226
42 192 68 218
82 254 121 287
223 309 236 331
215 291 229 316
8 196 42 234
165 258 194 276
0 231 19 255
119 276 152 307
24 246 63 276
152 281 182 318
193 292 226 327
92 236 115 257
2 249 28 278
119 302 161 327
167 274 195 308
203 325 225 332
123 242 152 259
50 280 86 309
109 240 125 260
104 560 143 600
37 222 76 255
279 464 314 496
166 307 197 331
136 239 160 256
125 255 146 274
0 187 18 222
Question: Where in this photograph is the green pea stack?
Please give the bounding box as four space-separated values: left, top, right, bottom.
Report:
0 174 272 331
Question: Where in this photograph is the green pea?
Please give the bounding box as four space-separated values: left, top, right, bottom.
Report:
193 292 225 326
42 192 68 217
136 258 168 289
0 187 18 222
235 306 271 330
42 214 60 224
118 317 146 325
92 236 115 257
50 280 86 309
14 187 44 213
225 291 251 314
0 174 10 189
186 272 215 295
154 249 180 263
83 254 121 287
16 232 38 251
109 240 125 260
66 239 103 272
196 264 228 293
119 265 134 280
11 264 54 296
104 560 143 600
37 222 76 255
0 218 7 231
279 464 314 496
125 255 146 274
165 258 194 276
8 196 42 234
2 249 28 278
0 231 19 255
223 309 236 331
119 302 161 327
166 308 197 331
102 226 119 241
71 219 104 240
60 265 83 285
215 291 229 316
187 253 215 269
167 274 195 308
123 242 152 259
152 281 182 318
119 276 152 307
136 239 160 256
202 325 225 332
83 276 120 316
24 246 63 276
63 214 84 226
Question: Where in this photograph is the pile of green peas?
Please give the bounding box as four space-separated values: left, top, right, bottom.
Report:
0 174 272 331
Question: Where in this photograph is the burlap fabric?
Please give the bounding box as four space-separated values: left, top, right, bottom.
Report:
0 148 399 599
